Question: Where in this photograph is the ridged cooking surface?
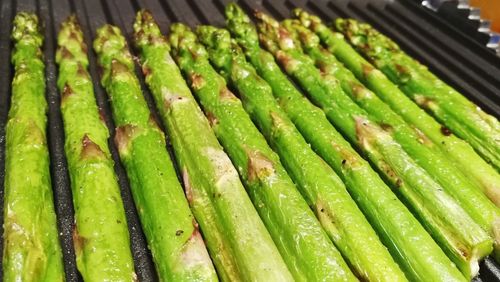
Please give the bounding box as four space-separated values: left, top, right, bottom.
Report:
0 0 499 281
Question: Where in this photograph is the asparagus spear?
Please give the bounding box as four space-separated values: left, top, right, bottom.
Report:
131 17 293 281
290 11 500 260
195 23 405 281
91 18 217 281
294 10 500 208
254 8 493 279
3 13 64 282
224 5 466 281
56 17 136 281
178 21 361 281
336 18 500 172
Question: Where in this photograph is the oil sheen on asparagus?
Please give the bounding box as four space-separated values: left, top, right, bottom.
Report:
336 18 500 173
57 17 135 281
255 11 494 278
168 17 359 281
224 4 467 281
293 9 500 264
295 10 500 208
94 19 217 281
132 13 293 281
3 12 64 282
197 21 407 281
229 4 484 280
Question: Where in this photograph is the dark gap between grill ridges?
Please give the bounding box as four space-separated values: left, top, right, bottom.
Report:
40 0 80 280
262 0 289 19
305 0 344 21
188 0 211 25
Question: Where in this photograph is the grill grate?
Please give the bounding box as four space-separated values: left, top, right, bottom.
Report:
0 0 499 281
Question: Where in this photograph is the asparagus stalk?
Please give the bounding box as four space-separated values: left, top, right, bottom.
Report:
131 17 293 281
290 11 500 261
195 23 406 281
179 22 361 281
254 8 493 279
3 13 64 282
224 5 465 281
294 10 500 208
336 18 500 171
92 18 217 281
56 17 136 281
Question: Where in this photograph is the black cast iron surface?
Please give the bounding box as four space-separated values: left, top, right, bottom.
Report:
0 0 499 281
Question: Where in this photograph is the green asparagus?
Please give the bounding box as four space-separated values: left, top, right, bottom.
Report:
255 8 493 279
295 11 500 208
132 17 293 281
57 17 135 281
179 21 362 281
336 18 500 172
3 12 64 282
292 10 500 261
195 22 406 281
224 5 466 280
93 17 217 281
195 22 407 281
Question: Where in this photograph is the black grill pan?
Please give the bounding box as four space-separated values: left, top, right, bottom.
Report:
0 0 499 281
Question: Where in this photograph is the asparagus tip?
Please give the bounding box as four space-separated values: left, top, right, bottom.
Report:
12 12 43 45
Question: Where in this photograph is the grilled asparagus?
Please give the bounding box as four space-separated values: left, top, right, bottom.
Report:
3 12 65 282
224 5 467 281
196 22 408 281
254 5 490 279
57 17 135 281
288 13 500 265
293 10 500 263
175 21 364 281
295 10 500 208
336 18 500 173
131 15 293 281
93 18 217 281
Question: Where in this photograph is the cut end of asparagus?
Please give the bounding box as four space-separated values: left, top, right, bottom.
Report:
463 237 494 278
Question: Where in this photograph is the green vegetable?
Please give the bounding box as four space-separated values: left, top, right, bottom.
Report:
133 14 293 281
256 7 491 279
197 20 408 281
295 11 500 208
336 18 500 176
293 10 500 264
3 12 64 282
172 21 359 281
92 15 218 281
57 17 135 281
